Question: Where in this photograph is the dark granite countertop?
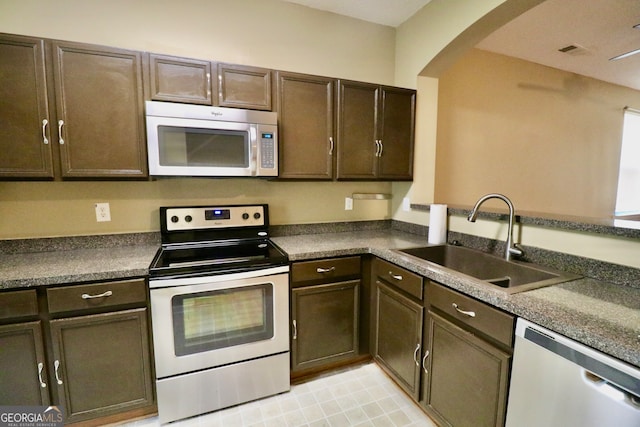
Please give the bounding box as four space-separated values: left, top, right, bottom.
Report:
273 230 640 369
0 244 159 289
1 228 638 369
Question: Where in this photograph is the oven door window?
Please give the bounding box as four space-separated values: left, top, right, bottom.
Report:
158 126 249 168
172 283 273 356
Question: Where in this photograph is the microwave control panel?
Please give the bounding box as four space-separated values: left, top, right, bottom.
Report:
260 132 275 169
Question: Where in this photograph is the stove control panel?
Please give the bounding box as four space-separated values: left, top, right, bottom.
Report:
164 205 266 231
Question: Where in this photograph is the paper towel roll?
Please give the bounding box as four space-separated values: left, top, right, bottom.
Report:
428 204 448 245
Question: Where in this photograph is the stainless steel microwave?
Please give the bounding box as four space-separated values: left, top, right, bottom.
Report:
145 101 278 177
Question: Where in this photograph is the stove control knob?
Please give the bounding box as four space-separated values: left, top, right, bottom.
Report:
185 215 192 223
242 213 250 220
171 215 179 223
254 212 261 220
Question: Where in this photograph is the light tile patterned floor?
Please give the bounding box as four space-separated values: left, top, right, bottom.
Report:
120 362 437 427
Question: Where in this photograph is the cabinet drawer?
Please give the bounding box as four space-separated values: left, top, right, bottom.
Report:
47 279 147 314
428 281 514 348
373 258 423 300
0 289 38 320
291 256 361 285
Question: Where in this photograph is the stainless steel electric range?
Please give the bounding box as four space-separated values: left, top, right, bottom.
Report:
148 204 290 424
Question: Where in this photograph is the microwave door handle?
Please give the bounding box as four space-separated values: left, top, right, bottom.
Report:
250 126 258 176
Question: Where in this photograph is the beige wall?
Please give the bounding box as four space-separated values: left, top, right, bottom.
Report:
435 48 640 218
0 0 396 239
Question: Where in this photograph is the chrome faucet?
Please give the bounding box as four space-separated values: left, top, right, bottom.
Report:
467 193 524 261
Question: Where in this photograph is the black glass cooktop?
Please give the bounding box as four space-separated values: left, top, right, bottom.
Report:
149 239 288 279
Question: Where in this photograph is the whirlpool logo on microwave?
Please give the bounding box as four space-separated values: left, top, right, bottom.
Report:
0 406 64 427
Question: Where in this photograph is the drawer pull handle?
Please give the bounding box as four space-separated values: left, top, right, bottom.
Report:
292 320 297 340
37 362 47 388
452 303 476 318
413 343 421 366
81 290 113 300
316 267 336 274
54 360 63 385
422 350 430 374
388 271 403 281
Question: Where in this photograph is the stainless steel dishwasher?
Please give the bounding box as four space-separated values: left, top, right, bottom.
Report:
506 318 640 427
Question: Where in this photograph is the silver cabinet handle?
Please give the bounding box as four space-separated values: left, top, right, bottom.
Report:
422 350 430 374
452 303 476 318
42 119 49 145
292 320 297 340
388 271 403 281
37 362 47 388
54 360 63 385
378 140 383 157
329 137 334 156
413 343 421 367
374 140 381 157
316 267 336 274
57 120 64 145
206 72 211 96
81 290 113 300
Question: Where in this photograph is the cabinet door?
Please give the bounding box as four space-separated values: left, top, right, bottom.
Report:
0 34 54 178
276 71 335 179
49 308 153 424
374 280 423 400
291 280 359 372
147 53 213 105
218 63 271 110
0 321 49 405
336 80 379 179
378 87 415 180
51 41 147 178
423 310 511 427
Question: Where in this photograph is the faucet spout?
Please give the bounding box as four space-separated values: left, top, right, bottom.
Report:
467 193 523 261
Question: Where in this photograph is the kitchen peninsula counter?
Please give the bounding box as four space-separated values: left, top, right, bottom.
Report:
273 230 640 369
1 228 638 369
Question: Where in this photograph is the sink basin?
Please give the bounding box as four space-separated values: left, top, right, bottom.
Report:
398 245 580 293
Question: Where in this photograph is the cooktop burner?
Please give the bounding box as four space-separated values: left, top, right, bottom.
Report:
148 204 288 279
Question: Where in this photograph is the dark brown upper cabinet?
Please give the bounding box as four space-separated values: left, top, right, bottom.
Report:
146 54 272 110
147 53 214 105
0 34 148 179
337 81 415 181
275 71 335 180
218 63 272 110
52 41 147 178
0 34 54 178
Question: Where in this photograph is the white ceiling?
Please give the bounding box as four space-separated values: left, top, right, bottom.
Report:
283 0 431 27
476 0 640 91
284 0 640 91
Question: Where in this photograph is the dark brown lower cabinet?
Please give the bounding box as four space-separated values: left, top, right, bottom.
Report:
291 280 360 372
49 308 154 424
0 321 49 405
374 280 423 400
422 310 511 427
0 279 155 425
421 280 514 427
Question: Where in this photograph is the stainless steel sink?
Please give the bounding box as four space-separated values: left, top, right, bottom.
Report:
398 245 581 293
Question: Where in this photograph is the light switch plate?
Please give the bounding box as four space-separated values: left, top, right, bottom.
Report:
402 197 411 211
345 197 353 211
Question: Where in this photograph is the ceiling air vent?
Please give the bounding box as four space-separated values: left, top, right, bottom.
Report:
558 44 588 55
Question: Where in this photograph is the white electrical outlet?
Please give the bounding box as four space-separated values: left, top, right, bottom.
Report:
345 197 353 211
402 197 411 212
95 203 111 222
